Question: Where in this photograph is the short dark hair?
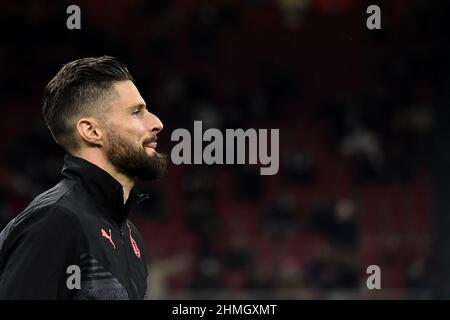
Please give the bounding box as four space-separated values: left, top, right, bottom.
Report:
42 56 133 152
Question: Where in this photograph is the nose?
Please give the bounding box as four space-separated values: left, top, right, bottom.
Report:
147 111 163 134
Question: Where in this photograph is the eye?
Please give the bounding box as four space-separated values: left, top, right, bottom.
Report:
132 109 142 115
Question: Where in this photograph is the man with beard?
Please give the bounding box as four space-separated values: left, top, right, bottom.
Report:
0 56 166 299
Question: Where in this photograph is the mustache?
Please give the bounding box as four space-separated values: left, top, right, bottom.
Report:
143 136 158 146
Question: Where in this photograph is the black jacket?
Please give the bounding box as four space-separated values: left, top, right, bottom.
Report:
0 154 150 299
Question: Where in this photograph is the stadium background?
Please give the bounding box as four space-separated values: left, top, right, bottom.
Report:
0 0 448 299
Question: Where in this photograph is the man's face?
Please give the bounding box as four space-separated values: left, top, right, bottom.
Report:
104 80 166 180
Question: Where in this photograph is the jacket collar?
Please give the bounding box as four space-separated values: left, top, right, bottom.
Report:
61 154 149 225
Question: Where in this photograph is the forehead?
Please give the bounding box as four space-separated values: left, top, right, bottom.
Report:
109 80 146 111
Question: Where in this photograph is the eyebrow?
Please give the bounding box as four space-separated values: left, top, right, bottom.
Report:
128 103 147 111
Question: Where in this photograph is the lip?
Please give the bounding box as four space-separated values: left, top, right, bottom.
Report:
145 142 157 149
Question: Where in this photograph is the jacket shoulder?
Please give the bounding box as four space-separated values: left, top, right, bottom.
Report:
23 179 77 213
0 180 83 251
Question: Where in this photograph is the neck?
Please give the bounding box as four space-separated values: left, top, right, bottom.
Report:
72 149 134 203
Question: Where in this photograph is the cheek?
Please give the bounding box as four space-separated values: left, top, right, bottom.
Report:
134 123 149 143
115 119 147 146
110 127 140 148
132 129 147 148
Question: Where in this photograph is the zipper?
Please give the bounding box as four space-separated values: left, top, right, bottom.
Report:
116 193 149 299
120 225 125 243
120 222 139 299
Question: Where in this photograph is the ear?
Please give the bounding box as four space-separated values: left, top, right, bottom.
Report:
76 117 104 147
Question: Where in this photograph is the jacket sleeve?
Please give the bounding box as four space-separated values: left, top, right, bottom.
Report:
0 206 84 299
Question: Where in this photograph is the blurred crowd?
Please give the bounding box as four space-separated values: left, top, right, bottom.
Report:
1 0 448 299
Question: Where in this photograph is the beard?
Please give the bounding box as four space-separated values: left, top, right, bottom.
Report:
106 129 167 181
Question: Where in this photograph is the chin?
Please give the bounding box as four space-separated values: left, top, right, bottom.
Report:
145 147 157 156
